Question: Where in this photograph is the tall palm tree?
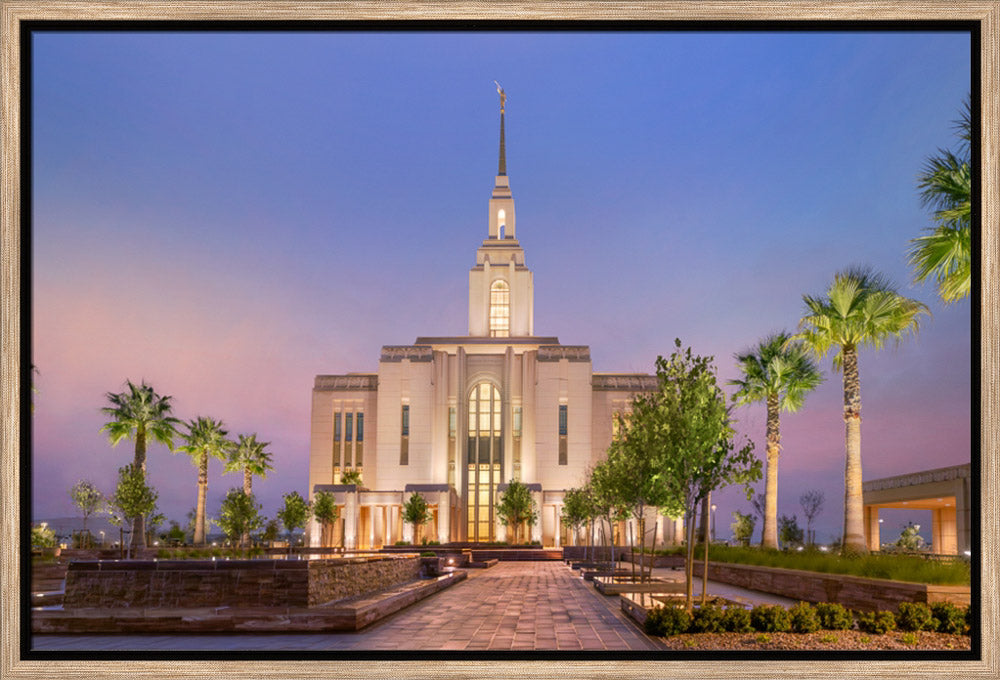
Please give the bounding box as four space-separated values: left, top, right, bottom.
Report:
908 98 971 303
178 417 232 545
100 379 180 550
225 433 273 495
794 267 929 554
730 332 823 549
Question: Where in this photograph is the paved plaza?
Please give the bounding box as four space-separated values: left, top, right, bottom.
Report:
33 561 666 652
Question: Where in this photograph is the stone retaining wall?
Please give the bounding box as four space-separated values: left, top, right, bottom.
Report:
308 556 420 606
687 561 969 612
63 556 420 609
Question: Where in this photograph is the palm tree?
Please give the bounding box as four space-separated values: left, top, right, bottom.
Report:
794 267 929 554
908 98 971 303
101 380 179 550
730 332 823 549
225 433 273 496
178 417 232 545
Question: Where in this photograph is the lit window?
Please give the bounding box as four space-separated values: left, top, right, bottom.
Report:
334 411 341 442
345 413 353 442
559 404 568 465
356 413 364 442
559 405 568 436
400 404 409 465
489 280 510 337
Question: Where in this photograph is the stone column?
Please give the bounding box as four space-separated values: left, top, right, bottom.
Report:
554 505 561 547
438 490 451 543
344 491 358 550
865 506 880 551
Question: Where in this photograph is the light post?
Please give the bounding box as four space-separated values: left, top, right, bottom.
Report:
710 504 717 543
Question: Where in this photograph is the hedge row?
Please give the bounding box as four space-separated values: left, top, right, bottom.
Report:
644 601 971 638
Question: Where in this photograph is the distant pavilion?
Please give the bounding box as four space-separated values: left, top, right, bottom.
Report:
862 463 971 555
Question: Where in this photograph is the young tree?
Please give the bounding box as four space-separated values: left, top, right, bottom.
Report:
560 486 592 549
589 459 629 566
730 332 823 549
896 522 926 551
101 380 179 550
277 491 312 553
261 518 281 546
778 514 804 548
312 490 340 547
731 511 756 546
340 468 363 486
218 488 263 548
402 493 433 544
908 97 971 303
145 510 166 546
639 340 761 609
799 489 825 546
31 523 57 548
176 417 232 545
69 480 103 544
496 479 538 545
604 409 677 582
111 463 159 558
795 267 928 554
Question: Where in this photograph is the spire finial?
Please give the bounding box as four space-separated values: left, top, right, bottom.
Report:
494 81 507 176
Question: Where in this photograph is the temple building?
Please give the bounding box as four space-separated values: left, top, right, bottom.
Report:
307 89 669 548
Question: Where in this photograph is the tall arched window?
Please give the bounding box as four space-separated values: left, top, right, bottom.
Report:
489 280 510 337
467 382 502 542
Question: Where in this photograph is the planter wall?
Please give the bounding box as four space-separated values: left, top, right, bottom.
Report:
688 560 969 612
63 555 421 609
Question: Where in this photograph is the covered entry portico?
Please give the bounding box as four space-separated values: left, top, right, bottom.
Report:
862 463 971 555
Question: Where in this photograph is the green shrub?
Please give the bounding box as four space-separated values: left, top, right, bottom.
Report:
395 540 411 546
931 602 967 635
818 632 838 644
900 632 918 646
754 633 771 644
420 551 437 557
896 602 937 632
750 605 791 633
644 605 692 637
965 605 973 635
815 602 853 630
690 603 726 633
788 602 820 633
722 606 753 633
855 610 896 635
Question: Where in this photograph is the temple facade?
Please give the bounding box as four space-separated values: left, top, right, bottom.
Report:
307 91 673 548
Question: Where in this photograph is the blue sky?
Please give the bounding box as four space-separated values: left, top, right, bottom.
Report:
31 30 972 545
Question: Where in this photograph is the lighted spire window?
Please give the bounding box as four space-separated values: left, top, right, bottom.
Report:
489 280 510 337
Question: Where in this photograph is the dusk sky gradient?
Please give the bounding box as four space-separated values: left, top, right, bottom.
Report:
31 30 972 545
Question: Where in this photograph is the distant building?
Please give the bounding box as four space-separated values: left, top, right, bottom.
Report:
307 95 676 548
862 463 971 555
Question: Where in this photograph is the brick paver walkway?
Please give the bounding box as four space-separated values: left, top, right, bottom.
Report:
32 561 664 652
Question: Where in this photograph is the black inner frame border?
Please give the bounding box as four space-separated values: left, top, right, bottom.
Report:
16 17 983 664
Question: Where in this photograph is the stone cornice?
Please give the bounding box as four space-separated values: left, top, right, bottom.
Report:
537 345 591 362
862 463 971 492
380 345 434 362
314 374 378 391
592 374 658 391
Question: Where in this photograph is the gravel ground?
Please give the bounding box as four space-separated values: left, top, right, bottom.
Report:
655 630 971 651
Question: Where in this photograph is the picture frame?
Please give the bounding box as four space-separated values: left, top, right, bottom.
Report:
2 2 996 678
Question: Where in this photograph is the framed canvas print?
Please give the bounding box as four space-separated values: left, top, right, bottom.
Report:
2 2 996 679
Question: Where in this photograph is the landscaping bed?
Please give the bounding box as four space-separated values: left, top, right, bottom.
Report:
656 630 971 651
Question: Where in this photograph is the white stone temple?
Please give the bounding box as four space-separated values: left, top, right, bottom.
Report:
307 89 674 548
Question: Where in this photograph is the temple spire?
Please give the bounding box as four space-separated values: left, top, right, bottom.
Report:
495 81 507 176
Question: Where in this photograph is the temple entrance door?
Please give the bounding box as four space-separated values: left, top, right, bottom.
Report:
467 382 502 542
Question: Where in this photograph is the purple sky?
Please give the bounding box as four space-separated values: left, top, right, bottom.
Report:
30 30 972 545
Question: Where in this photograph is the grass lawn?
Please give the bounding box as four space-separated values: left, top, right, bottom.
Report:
642 545 970 585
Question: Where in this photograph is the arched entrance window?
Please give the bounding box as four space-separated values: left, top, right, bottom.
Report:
467 382 502 542
489 280 510 337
